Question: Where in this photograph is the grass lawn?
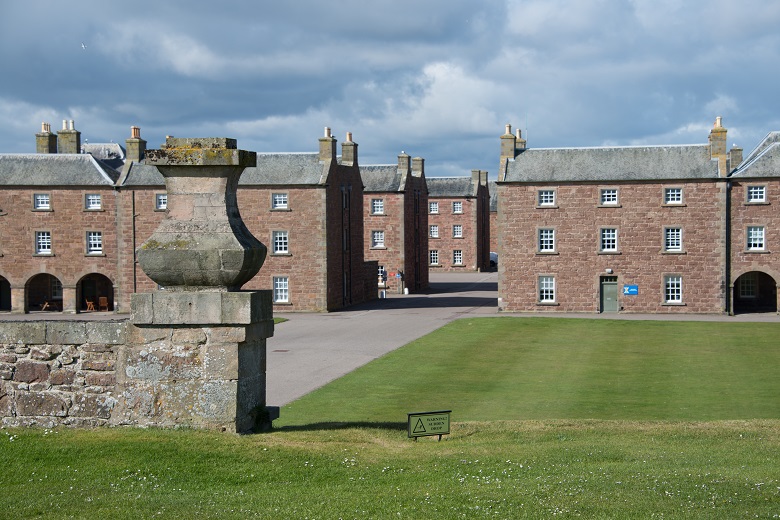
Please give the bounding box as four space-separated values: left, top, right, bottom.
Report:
2 317 780 518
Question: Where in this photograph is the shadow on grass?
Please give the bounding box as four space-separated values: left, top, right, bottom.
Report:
272 421 408 433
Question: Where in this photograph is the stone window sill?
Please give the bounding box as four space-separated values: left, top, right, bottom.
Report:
85 253 106 257
536 251 558 255
744 249 770 254
537 302 559 306
661 203 687 208
33 253 54 257
598 251 621 255
271 252 292 257
84 208 105 212
370 246 387 250
597 204 622 208
662 302 686 307
661 250 686 255
270 208 292 212
32 209 53 212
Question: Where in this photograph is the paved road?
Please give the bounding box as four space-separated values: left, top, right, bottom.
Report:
266 272 499 406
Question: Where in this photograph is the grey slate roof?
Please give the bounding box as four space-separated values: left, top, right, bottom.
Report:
427 176 477 198
83 142 126 171
503 144 719 183
731 142 780 178
360 165 403 192
0 153 120 186
118 152 332 187
240 153 329 186
741 131 780 165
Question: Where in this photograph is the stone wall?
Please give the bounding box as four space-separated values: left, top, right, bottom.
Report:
0 320 124 427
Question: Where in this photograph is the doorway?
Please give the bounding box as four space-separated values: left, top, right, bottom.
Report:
600 276 618 313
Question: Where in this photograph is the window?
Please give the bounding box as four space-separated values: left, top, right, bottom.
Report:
429 225 439 238
271 192 288 209
453 224 463 238
453 250 463 265
739 273 757 298
664 275 682 303
664 227 682 252
35 231 52 255
600 188 618 205
85 193 102 210
155 193 168 210
86 231 103 255
272 231 289 254
453 201 463 213
371 198 384 214
429 250 439 265
429 201 439 214
538 228 555 252
600 228 617 252
747 186 766 203
539 276 556 303
371 230 385 248
538 190 555 207
273 276 289 303
33 193 50 210
747 226 765 251
51 278 62 299
664 187 683 205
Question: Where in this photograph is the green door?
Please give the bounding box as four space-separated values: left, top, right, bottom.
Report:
600 276 618 312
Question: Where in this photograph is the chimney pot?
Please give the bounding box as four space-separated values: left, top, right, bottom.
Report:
131 126 141 139
715 116 723 128
346 131 352 143
62 120 67 130
505 124 512 135
69 120 75 131
324 127 331 138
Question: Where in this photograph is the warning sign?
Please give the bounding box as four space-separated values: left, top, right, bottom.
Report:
407 410 451 439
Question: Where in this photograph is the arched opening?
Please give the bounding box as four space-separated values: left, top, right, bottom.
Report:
734 271 777 314
78 273 114 312
27 273 63 312
0 276 11 311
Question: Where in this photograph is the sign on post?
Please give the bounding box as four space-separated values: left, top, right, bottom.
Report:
407 410 451 440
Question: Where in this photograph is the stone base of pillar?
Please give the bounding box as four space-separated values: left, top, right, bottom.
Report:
116 290 274 433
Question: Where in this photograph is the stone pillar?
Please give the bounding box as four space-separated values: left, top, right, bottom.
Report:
10 286 25 314
61 285 77 314
117 137 275 433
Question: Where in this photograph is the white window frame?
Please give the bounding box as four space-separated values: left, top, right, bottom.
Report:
429 225 439 238
664 275 683 304
272 230 289 254
273 276 289 303
538 189 556 207
664 227 682 252
429 249 439 265
35 231 52 255
747 185 766 204
371 230 385 248
600 228 618 252
453 224 463 238
86 231 103 255
155 193 168 210
664 187 683 205
539 276 556 303
452 201 463 214
600 188 618 206
371 198 384 215
33 193 51 210
429 201 439 214
453 249 463 265
747 226 765 251
271 192 288 210
538 228 555 253
85 193 102 210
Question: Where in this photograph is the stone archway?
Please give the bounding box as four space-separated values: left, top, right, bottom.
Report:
26 273 63 312
78 273 114 312
733 271 778 314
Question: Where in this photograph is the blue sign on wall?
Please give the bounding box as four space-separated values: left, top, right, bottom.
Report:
623 285 638 295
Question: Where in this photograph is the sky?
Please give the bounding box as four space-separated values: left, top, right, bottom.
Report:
2 1 780 178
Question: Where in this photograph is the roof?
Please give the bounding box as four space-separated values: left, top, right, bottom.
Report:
119 162 163 186
360 165 403 192
741 131 780 165
502 144 719 183
731 141 780 178
82 142 126 171
239 153 329 186
427 176 478 198
0 153 120 186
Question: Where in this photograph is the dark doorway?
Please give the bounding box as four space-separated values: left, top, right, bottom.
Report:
734 272 777 314
26 273 63 312
78 273 114 312
0 276 10 311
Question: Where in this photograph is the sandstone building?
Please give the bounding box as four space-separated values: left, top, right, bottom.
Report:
361 153 429 294
497 118 779 315
427 171 491 272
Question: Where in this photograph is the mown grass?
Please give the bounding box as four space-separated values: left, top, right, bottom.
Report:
2 317 780 518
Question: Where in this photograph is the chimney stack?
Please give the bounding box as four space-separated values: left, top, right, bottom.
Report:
397 151 411 174
515 128 526 152
709 116 728 177
412 157 425 178
319 126 336 162
126 125 147 163
57 119 81 154
341 131 357 166
35 122 58 154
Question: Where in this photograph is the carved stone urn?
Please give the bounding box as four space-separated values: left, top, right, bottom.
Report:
137 137 266 291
